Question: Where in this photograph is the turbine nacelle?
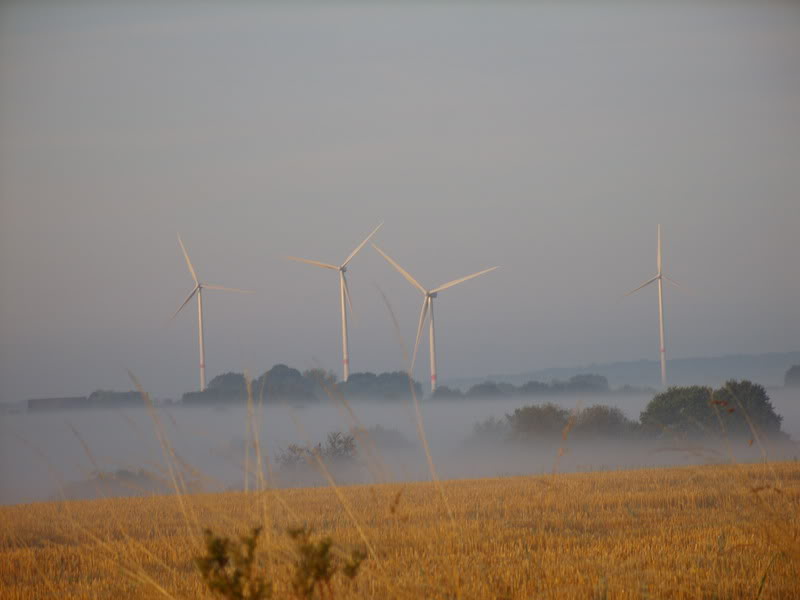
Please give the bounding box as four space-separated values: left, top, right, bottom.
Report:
286 222 383 381
172 233 252 391
372 242 497 391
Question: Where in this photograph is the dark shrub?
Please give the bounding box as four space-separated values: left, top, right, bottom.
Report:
640 381 784 439
573 405 637 438
507 403 570 439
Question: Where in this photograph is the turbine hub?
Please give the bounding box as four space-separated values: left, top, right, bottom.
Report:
429 292 438 299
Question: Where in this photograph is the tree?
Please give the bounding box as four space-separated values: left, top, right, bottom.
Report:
573 405 637 438
208 372 246 393
255 365 316 403
466 381 509 398
183 372 247 404
507 403 570 439
431 385 463 399
712 380 783 437
338 371 422 400
639 386 714 436
785 365 800 388
640 381 784 438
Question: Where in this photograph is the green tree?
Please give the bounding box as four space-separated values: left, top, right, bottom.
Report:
639 386 715 436
640 381 784 438
712 380 783 437
507 403 570 439
573 405 637 438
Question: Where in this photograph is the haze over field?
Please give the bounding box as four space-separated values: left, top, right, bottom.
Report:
2 386 798 505
0 2 799 405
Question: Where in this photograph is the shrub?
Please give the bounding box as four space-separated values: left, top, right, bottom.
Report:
572 405 638 439
712 380 783 437
196 526 366 600
431 385 464 399
196 527 271 600
507 403 570 439
640 381 784 439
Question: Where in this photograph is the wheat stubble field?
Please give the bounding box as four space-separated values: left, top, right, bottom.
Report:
1 462 799 599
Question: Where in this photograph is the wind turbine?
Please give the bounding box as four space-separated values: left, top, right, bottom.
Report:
172 234 252 392
624 224 682 388
287 223 383 382
372 243 497 393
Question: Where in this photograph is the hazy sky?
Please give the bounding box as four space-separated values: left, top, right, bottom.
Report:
1 2 798 402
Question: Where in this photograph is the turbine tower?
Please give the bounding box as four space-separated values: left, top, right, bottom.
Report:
287 223 383 382
624 224 681 388
372 243 497 393
172 234 253 391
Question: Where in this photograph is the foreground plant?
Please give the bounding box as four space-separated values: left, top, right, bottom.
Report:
196 527 272 600
288 525 366 599
196 525 366 600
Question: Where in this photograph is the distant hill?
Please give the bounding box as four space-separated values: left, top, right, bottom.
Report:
445 352 800 391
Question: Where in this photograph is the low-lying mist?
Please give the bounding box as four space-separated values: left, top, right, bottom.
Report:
2 389 798 505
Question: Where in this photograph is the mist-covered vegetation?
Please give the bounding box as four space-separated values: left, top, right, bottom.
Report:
468 380 787 446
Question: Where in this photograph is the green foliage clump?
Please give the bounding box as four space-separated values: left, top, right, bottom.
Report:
276 432 358 470
288 526 365 599
572 405 638 438
196 526 366 600
338 371 422 400
507 403 571 439
196 527 271 600
640 380 784 438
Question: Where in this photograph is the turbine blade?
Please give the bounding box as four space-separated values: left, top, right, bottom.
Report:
342 273 355 323
624 275 659 297
286 256 339 270
663 275 693 294
177 234 199 285
410 297 430 372
431 266 498 294
341 222 384 268
171 286 198 320
202 284 254 293
371 243 427 295
657 224 662 274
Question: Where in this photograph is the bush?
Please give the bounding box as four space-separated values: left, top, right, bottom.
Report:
338 371 422 400
640 381 784 439
712 380 783 437
276 432 358 470
507 403 570 439
196 526 366 600
255 365 317 403
572 405 638 439
431 385 464 399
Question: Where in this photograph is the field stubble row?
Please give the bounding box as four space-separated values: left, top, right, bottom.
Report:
1 461 799 599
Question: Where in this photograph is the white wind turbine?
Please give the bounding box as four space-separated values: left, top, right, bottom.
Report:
624 224 682 388
287 223 383 382
372 244 497 393
172 234 253 392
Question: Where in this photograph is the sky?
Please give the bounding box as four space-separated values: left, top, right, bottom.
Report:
0 1 798 402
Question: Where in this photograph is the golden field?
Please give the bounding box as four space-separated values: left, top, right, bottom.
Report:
1 462 799 599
